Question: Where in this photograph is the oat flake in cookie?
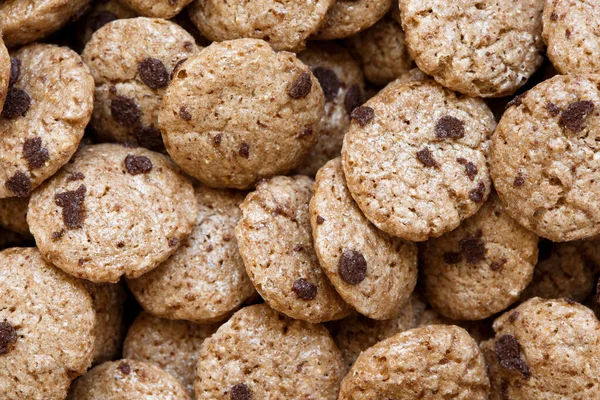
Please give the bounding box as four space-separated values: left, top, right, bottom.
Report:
27 143 198 283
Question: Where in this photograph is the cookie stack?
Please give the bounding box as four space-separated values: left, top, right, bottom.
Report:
1 0 600 399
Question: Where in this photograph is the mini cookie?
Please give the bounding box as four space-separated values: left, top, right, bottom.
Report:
346 16 413 86
295 42 365 176
235 176 351 323
127 185 255 323
27 143 198 283
0 36 9 112
399 0 545 97
338 325 490 399
491 74 600 241
421 193 538 320
313 0 393 40
160 39 325 189
482 298 600 399
188 0 334 52
115 0 192 18
76 0 137 48
68 359 190 399
342 78 495 241
82 17 199 150
194 304 345 399
123 312 219 396
0 197 30 236
0 248 95 400
0 44 94 199
311 158 418 319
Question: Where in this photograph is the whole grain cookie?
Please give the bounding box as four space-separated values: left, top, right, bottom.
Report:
0 44 94 199
482 298 600 399
123 312 219 396
295 42 365 176
421 193 538 320
338 324 490 399
188 0 334 52
313 0 393 40
0 197 30 236
342 78 495 241
115 0 192 18
159 39 325 189
0 247 95 400
194 304 345 399
0 36 9 113
127 185 255 323
491 74 600 242
399 0 545 97
76 0 137 48
27 143 198 283
82 17 199 150
311 158 418 319
236 176 351 323
68 359 190 399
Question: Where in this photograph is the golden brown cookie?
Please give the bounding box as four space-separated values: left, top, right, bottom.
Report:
314 0 394 40
115 0 192 18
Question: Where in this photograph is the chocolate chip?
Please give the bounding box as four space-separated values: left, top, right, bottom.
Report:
338 249 367 285
67 172 85 181
559 101 594 132
52 230 64 240
513 175 525 187
316 215 325 225
292 278 317 300
23 137 49 170
134 125 164 151
230 383 252 400
239 142 250 158
508 311 520 323
179 106 192 121
213 134 222 146
546 102 561 117
9 58 21 87
298 126 313 138
111 96 141 127
491 258 507 271
124 154 153 175
183 41 193 51
538 239 553 261
138 58 170 89
506 94 525 110
435 116 465 140
90 10 118 32
457 158 477 180
550 12 558 21
344 84 363 115
168 238 179 248
5 172 31 197
416 148 437 167
287 71 312 99
2 88 31 118
443 252 463 264
170 58 188 80
469 182 486 202
118 362 131 375
459 232 486 264
293 244 304 252
55 185 86 228
566 29 572 38
350 106 374 127
495 335 531 379
0 321 17 356
311 67 340 102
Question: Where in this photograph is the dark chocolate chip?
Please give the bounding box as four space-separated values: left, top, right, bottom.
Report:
134 125 164 151
508 311 520 323
311 67 340 102
0 321 17 356
9 58 21 87
435 116 465 140
138 58 170 89
505 94 524 109
559 101 594 132
239 142 250 158
490 258 507 271
67 172 85 181
443 252 463 264
52 230 64 240
118 362 131 375
183 41 193 51
550 12 558 21
457 158 477 180
416 148 437 167
5 172 31 197
316 215 325 224
546 102 561 117
469 182 486 202
538 239 553 262
90 10 118 32
55 185 87 229
495 335 531 379
292 278 317 300
298 126 313 138
124 154 153 175
111 96 141 127
287 71 312 99
513 176 525 187
179 106 192 121
168 238 179 248
230 383 252 400
344 84 363 115
350 106 374 127
23 137 49 169
2 88 31 118
338 249 367 284
459 232 486 264
170 58 188 80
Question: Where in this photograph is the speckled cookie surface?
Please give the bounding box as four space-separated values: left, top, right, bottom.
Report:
0 247 95 400
116 0 192 18
399 0 545 97
123 312 219 396
342 78 495 241
82 17 199 150
68 359 190 399
491 74 600 242
482 298 600 399
159 39 325 189
314 0 393 40
188 0 334 52
0 44 94 199
421 194 538 320
128 185 255 323
0 197 30 236
76 0 138 49
27 143 198 283
338 324 490 399
194 304 345 399
311 158 418 319
235 176 351 323
0 36 9 113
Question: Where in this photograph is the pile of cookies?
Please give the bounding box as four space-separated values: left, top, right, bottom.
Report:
1 0 600 398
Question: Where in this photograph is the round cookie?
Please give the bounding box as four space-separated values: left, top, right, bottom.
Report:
235 176 351 323
491 74 600 242
482 298 600 399
313 0 393 40
82 17 200 150
127 185 255 323
338 324 490 399
295 42 365 177
0 248 95 400
311 158 418 319
194 304 345 399
0 36 9 113
421 193 538 320
115 0 192 18
0 44 94 199
188 0 334 52
27 143 198 283
399 0 545 97
68 359 190 399
123 312 219 396
75 0 138 49
342 78 495 241
0 197 30 236
159 39 325 189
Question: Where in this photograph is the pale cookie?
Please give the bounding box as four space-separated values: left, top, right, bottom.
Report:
482 298 600 399
0 197 30 236
235 176 351 323
82 17 200 150
0 248 95 400
399 0 545 97
311 158 418 319
27 143 198 283
76 0 138 48
313 0 393 40
159 39 325 189
491 74 600 241
128 185 255 323
116 0 192 18
342 78 495 241
338 324 490 399
0 36 9 112
0 44 94 199
194 304 345 399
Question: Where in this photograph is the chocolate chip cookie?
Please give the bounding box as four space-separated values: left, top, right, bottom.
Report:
314 0 394 40
115 0 192 19
76 0 138 48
